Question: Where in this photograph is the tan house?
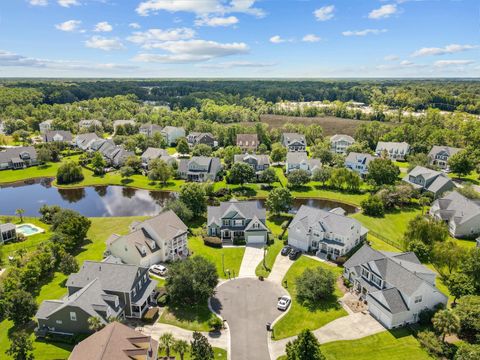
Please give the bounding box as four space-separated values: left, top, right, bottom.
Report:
69 322 158 360
236 134 258 152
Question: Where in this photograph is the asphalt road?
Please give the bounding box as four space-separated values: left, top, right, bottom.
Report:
211 278 286 360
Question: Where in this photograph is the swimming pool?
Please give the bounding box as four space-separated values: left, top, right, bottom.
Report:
16 223 44 237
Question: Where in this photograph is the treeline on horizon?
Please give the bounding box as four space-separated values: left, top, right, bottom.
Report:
0 79 479 114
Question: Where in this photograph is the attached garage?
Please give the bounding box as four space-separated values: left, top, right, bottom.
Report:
247 235 265 244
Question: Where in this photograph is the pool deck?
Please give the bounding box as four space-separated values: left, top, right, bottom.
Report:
16 223 45 237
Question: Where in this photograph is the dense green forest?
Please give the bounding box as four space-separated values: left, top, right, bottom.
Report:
1 79 479 114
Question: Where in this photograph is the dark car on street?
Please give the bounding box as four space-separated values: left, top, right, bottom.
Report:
289 248 301 260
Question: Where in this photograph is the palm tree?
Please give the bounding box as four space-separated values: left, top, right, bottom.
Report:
15 209 25 223
173 339 189 360
159 332 175 358
432 309 460 342
88 316 104 332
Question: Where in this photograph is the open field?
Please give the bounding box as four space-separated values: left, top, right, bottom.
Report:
273 256 347 340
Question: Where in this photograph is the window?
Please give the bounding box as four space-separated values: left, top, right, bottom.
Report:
56 320 63 324
132 288 136 297
414 296 422 304
70 312 77 321
361 268 369 279
223 219 230 226
252 222 259 229
371 275 382 288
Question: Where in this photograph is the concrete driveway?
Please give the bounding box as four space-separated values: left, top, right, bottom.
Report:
211 278 286 360
238 245 264 277
267 253 294 284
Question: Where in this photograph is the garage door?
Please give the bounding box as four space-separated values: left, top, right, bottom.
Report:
247 235 264 243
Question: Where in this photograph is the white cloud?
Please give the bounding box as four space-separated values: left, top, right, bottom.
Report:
132 39 248 63
136 0 264 17
384 54 399 61
342 29 387 37
55 20 81 32
57 0 80 7
0 49 137 71
85 36 125 51
412 44 478 57
197 60 275 69
195 16 239 27
270 35 286 44
94 21 113 32
129 23 141 29
29 0 48 6
302 34 320 43
314 5 334 21
434 60 475 67
368 4 398 19
127 28 196 48
400 60 414 66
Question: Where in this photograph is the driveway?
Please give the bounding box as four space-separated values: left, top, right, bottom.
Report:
268 312 385 359
267 253 294 284
211 278 286 360
238 245 264 277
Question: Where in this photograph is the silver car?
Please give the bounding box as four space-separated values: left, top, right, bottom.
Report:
277 295 291 311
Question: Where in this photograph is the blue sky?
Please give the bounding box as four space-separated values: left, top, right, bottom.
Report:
0 0 478 77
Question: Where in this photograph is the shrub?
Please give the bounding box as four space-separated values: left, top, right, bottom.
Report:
208 317 223 331
407 240 431 262
56 161 84 184
417 330 445 358
296 267 336 305
360 195 385 217
203 236 222 248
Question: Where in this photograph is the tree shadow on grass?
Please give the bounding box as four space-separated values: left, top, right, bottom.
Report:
231 186 257 198
296 293 344 313
163 302 214 326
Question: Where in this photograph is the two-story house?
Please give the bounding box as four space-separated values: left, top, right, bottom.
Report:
43 130 73 143
343 244 448 329
375 141 410 161
35 259 157 336
330 134 355 154
234 154 270 175
285 152 321 174
428 145 462 170
73 133 100 151
178 156 222 182
236 134 258 152
282 133 306 152
106 210 188 267
429 191 480 239
69 322 158 360
288 205 368 259
207 199 270 244
139 123 163 138
39 120 53 134
161 126 185 146
90 139 134 167
79 119 102 130
187 132 216 148
345 152 375 177
403 165 455 198
140 147 175 169
0 146 38 170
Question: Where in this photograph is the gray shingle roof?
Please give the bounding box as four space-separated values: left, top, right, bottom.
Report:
331 134 355 143
428 145 462 158
430 191 480 226
282 133 306 145
0 146 37 163
208 199 266 226
375 141 410 154
0 223 15 232
43 130 73 142
234 154 270 166
286 151 307 164
141 147 168 160
345 152 375 165
369 288 409 314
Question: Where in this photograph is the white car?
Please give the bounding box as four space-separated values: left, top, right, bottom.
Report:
277 295 291 311
149 264 167 277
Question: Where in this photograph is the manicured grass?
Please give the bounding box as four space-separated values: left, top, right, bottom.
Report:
277 328 431 360
367 233 401 252
0 162 65 184
448 170 479 185
292 183 367 207
159 347 227 360
0 216 147 360
188 236 245 279
273 256 347 340
158 302 218 332
352 207 422 250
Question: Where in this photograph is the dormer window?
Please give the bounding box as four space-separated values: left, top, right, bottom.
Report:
361 268 369 279
253 222 259 229
371 274 382 288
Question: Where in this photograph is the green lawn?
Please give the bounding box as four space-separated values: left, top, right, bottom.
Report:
159 346 227 360
448 170 479 185
158 302 218 332
273 256 348 340
292 183 367 207
0 216 147 360
188 236 245 279
278 328 431 360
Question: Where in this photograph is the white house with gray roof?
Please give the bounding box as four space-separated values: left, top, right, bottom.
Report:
36 259 157 336
106 210 188 267
0 146 38 170
141 147 175 169
345 152 375 177
286 152 321 174
330 134 355 154
429 191 480 239
178 156 222 182
73 133 100 151
288 205 368 259
207 199 269 244
43 130 73 143
375 141 410 161
39 119 53 134
234 153 270 175
161 126 185 146
344 244 448 329
282 133 306 152
428 145 462 170
139 123 163 137
79 119 102 130
403 165 455 198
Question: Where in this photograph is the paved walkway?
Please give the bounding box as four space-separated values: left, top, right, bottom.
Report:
137 323 228 350
268 312 385 359
267 253 294 284
238 245 264 277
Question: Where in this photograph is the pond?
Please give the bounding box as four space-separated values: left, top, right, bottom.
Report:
0 178 357 217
